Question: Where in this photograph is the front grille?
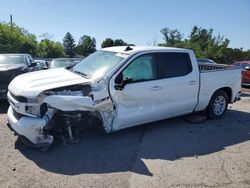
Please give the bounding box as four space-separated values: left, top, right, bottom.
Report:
10 92 27 103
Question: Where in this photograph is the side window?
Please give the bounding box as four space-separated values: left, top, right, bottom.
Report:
157 52 192 78
121 54 157 82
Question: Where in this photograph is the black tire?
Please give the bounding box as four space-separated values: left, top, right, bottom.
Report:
207 90 228 119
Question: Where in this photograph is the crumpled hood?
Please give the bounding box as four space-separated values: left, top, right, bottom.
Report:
8 68 89 98
0 63 26 71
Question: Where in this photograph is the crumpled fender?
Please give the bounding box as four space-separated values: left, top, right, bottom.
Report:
42 79 116 133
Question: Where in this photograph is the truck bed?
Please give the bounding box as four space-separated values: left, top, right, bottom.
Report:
195 64 242 112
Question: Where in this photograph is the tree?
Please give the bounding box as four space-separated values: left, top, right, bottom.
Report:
113 39 127 46
63 32 76 57
245 50 250 60
37 39 65 58
159 26 233 64
221 48 246 64
76 35 96 57
187 26 230 63
160 28 184 47
101 38 114 48
0 22 37 56
38 32 53 40
101 38 128 48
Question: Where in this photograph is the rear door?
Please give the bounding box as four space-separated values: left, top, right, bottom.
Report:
156 52 199 117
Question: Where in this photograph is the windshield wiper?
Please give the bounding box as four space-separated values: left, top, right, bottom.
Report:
73 70 90 78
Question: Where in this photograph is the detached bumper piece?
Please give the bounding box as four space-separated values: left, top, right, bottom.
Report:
7 106 53 148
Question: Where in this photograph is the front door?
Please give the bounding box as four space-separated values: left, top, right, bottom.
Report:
109 53 165 130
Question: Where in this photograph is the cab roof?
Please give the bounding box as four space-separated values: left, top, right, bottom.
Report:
102 46 191 54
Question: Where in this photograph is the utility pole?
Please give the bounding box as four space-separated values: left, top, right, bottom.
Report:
10 14 13 29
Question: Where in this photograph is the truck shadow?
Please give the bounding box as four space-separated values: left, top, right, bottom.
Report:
16 107 250 176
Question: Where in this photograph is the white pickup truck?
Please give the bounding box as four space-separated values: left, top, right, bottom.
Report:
7 46 242 148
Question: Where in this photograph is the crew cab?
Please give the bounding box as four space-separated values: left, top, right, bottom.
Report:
6 46 242 148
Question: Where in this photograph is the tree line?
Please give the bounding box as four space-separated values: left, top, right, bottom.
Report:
159 26 250 64
0 22 249 64
0 22 130 58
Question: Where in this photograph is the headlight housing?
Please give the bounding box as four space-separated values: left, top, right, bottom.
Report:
25 104 40 117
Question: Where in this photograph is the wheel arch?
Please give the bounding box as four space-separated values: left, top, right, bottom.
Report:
195 87 233 113
215 87 232 102
206 87 230 119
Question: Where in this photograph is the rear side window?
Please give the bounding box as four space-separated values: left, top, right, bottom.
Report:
157 52 192 78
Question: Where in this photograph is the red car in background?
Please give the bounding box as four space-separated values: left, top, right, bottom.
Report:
234 61 250 87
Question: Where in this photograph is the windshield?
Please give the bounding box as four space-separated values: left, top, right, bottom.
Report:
50 59 81 68
0 55 26 64
73 50 125 79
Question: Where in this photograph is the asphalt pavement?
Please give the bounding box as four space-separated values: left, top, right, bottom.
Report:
0 90 250 188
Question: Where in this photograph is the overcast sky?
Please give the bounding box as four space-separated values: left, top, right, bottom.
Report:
0 0 249 50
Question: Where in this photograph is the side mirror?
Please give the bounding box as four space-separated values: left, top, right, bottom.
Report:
115 78 132 90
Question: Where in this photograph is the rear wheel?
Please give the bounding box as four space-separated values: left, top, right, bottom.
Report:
207 90 228 119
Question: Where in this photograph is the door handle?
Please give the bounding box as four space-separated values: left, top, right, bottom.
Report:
188 80 198 85
151 86 162 90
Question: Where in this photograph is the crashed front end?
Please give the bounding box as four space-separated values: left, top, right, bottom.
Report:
7 81 115 148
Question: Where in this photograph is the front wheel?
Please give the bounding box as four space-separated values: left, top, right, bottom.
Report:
207 90 228 119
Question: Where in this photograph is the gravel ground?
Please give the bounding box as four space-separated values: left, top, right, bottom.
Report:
0 88 250 188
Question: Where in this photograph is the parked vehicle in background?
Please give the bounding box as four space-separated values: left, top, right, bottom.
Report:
50 58 82 69
6 46 242 149
197 58 216 64
233 61 250 86
34 60 49 70
0 54 36 99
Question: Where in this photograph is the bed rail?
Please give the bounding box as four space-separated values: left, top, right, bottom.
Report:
199 63 239 73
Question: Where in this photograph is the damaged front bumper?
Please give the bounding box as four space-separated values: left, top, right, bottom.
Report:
6 79 116 148
7 106 53 146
